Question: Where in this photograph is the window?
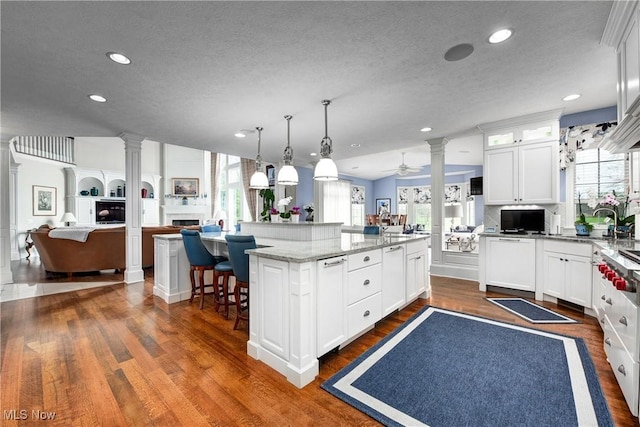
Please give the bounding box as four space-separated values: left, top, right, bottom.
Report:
315 179 351 224
574 148 627 224
351 185 365 226
217 154 251 226
398 186 432 231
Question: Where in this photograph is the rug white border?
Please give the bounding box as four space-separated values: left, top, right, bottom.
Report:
331 307 597 427
487 297 578 324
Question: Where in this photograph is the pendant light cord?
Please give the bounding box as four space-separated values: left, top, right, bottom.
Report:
320 100 332 158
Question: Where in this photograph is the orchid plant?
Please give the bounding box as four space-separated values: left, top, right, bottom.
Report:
291 206 301 215
277 196 293 218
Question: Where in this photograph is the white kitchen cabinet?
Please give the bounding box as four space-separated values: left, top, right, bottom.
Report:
484 141 559 205
382 244 406 316
600 1 640 153
542 240 592 308
316 255 348 357
406 240 427 302
142 198 160 226
484 120 559 149
74 196 95 226
484 237 536 292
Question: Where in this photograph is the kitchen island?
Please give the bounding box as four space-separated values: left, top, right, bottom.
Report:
153 226 430 387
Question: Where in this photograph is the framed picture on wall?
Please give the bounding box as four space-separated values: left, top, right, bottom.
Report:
33 185 57 216
376 198 391 215
172 178 199 197
266 165 275 187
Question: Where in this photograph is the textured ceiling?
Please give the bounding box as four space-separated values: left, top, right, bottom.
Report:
1 1 617 180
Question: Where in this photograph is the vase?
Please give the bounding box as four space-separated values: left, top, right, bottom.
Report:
270 214 279 223
291 215 300 223
575 224 590 236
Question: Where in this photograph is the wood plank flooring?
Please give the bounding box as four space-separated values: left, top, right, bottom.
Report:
1 264 638 426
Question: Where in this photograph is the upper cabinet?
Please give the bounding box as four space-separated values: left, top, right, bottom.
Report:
600 0 640 153
479 110 561 205
484 120 559 150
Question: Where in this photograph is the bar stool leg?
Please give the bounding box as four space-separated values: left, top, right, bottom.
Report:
189 266 196 304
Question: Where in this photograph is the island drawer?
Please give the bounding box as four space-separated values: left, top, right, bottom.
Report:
347 292 382 338
603 316 639 416
543 240 592 257
348 249 382 271
406 239 426 255
347 264 382 305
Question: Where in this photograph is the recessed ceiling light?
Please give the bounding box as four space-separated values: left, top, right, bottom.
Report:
350 143 361 148
562 94 581 101
234 132 246 138
444 43 474 62
420 127 432 132
107 52 131 65
310 152 317 156
488 29 513 44
88 94 107 103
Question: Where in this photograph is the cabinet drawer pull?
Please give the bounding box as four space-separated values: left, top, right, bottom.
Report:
619 316 628 326
601 295 606 300
605 298 612 305
363 279 370 286
363 310 370 317
363 256 370 262
498 238 520 242
605 337 612 346
324 258 346 267
388 246 402 251
618 365 627 376
416 256 422 260
600 317 605 324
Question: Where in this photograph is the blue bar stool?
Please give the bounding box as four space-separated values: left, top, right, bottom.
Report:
180 229 228 309
213 260 234 319
224 234 256 330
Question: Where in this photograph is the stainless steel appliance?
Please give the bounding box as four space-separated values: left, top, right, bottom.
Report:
599 248 640 303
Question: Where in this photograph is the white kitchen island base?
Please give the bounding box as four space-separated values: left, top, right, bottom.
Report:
154 230 430 388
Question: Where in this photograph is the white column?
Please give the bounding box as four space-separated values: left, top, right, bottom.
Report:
120 132 145 284
10 164 20 260
1 140 14 284
427 137 447 269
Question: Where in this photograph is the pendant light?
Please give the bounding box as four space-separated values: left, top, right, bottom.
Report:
249 127 269 189
313 99 338 181
277 115 299 186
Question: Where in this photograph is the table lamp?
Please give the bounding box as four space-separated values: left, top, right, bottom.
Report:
444 203 463 232
60 212 77 227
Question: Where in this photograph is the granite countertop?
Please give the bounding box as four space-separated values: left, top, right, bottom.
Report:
154 231 430 263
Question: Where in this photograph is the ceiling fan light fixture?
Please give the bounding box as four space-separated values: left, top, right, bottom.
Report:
314 99 339 181
250 126 269 189
277 115 299 186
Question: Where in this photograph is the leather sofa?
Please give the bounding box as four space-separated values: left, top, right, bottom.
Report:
30 225 194 275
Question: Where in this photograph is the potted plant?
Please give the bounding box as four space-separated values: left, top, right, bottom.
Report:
278 196 293 221
575 192 593 236
259 188 275 222
290 206 301 223
269 207 279 223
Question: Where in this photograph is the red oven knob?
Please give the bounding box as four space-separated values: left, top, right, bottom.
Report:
613 277 626 290
606 271 616 281
599 264 608 273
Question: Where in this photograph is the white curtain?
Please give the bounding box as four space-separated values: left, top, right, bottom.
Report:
315 179 351 225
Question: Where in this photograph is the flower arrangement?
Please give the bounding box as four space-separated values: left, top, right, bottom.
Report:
595 190 635 226
269 207 279 215
278 196 293 219
291 206 301 215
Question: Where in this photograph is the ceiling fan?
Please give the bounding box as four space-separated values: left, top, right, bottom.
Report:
383 152 421 176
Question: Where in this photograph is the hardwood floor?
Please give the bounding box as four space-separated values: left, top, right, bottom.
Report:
1 265 638 426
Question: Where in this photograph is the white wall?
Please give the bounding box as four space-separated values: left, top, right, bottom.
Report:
13 137 164 258
163 144 207 197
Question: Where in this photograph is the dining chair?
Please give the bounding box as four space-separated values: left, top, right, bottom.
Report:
201 224 222 233
363 225 380 235
224 234 256 330
180 229 228 309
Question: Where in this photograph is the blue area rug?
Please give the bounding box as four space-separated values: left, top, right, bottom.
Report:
321 306 612 427
487 297 578 324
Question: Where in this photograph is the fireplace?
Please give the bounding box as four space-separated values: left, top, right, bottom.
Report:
173 219 200 226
